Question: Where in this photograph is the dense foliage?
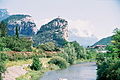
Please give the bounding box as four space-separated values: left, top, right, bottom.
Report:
63 42 77 64
96 29 120 80
0 21 7 37
0 53 7 80
0 37 32 51
30 57 42 71
0 62 6 80
37 42 60 51
48 56 68 69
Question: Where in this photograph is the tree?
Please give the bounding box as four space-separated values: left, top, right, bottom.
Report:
70 41 86 59
38 42 57 51
96 28 120 80
0 21 7 37
30 57 42 71
63 43 77 64
112 29 120 58
15 25 19 38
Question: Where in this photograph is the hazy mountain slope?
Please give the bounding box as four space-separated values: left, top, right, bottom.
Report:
92 36 112 46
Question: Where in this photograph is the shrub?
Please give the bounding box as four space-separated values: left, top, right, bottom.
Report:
97 59 120 80
38 42 60 51
0 61 6 80
0 53 8 61
30 57 42 71
0 37 32 51
48 56 68 69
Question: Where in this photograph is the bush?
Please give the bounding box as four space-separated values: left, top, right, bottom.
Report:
0 37 32 51
30 57 42 71
48 56 68 69
97 59 120 80
0 61 6 80
0 53 8 61
38 42 60 51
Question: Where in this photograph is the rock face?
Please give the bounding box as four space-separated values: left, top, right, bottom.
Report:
34 18 68 46
3 15 37 37
0 9 9 21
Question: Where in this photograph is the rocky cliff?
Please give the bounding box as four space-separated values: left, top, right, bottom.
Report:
3 15 37 37
34 18 68 46
0 9 9 21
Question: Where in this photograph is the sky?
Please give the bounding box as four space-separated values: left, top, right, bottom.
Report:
0 0 120 40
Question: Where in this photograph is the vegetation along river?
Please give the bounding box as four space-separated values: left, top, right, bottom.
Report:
40 62 97 80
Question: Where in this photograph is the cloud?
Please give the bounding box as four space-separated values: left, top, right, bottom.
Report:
68 19 96 38
34 18 96 38
34 18 53 30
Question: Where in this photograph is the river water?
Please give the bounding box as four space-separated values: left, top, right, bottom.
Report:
40 62 97 80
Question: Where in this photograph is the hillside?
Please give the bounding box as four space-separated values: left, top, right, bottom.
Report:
2 14 37 37
92 36 112 46
0 9 9 21
34 17 68 47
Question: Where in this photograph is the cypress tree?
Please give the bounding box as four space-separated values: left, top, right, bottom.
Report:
15 25 19 38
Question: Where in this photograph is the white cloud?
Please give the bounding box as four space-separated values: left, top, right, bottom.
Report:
68 19 96 38
34 18 97 38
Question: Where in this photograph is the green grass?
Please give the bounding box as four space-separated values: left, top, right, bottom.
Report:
5 59 32 67
5 57 95 80
75 58 96 64
15 58 59 80
16 68 49 80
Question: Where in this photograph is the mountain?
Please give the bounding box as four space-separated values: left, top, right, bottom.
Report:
34 18 68 46
0 9 9 21
3 14 37 37
69 34 98 47
92 36 112 46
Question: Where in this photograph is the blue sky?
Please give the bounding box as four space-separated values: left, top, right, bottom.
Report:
0 0 120 39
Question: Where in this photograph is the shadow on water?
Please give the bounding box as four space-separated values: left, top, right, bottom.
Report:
40 62 97 80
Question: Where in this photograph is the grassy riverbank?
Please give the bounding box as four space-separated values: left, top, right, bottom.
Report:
0 37 97 80
15 58 95 80
5 58 59 80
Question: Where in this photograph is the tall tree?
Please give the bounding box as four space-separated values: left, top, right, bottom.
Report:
15 25 19 38
112 28 120 58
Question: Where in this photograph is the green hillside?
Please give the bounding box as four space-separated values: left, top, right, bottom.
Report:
92 36 112 46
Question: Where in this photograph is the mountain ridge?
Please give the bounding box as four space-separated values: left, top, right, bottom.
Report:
92 36 112 46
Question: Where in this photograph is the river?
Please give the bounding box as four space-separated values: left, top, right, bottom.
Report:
40 62 97 80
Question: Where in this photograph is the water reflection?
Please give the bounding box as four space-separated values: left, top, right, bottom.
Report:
40 62 97 80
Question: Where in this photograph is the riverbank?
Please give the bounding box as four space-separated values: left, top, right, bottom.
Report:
16 59 95 80
2 58 95 80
